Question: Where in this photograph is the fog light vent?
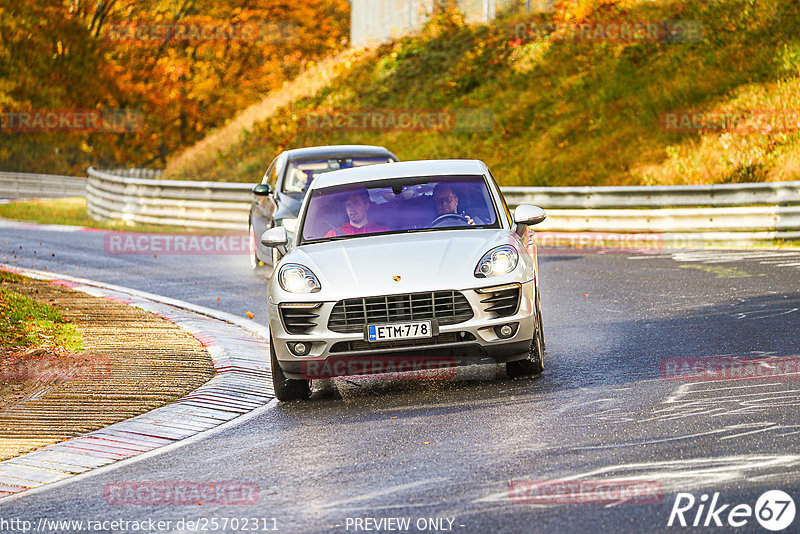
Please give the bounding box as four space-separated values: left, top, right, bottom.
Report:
290 342 310 356
494 323 519 339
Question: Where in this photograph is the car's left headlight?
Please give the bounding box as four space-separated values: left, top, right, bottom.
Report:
475 245 519 278
279 264 321 293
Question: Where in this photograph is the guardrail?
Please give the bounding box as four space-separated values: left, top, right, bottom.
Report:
0 167 792 244
0 172 86 199
87 167 251 231
502 181 800 209
503 181 800 243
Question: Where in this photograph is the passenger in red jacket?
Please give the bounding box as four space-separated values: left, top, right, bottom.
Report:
325 190 389 237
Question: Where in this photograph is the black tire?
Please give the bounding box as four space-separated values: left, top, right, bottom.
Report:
506 295 545 379
536 288 545 351
270 336 311 401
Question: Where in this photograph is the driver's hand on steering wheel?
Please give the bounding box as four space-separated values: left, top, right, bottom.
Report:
463 213 476 226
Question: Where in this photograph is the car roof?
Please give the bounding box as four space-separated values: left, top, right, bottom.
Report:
283 145 397 161
309 160 489 189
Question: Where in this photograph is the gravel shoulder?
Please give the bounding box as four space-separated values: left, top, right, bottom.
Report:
0 272 216 461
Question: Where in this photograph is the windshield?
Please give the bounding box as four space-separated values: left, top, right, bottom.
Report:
282 157 394 194
299 175 499 243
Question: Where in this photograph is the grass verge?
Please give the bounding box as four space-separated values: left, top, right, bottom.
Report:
0 270 82 352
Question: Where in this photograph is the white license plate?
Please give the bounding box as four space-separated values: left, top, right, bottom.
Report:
367 321 433 342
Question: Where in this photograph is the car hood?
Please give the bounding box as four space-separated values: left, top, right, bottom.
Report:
281 229 524 298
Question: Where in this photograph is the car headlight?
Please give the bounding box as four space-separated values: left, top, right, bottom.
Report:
475 246 519 278
279 264 321 293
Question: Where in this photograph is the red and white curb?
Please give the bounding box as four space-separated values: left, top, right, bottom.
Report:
0 264 274 500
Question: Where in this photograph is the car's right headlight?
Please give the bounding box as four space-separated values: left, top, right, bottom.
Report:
278 264 321 293
475 245 519 278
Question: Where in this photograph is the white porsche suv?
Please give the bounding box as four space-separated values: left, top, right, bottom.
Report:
260 160 547 401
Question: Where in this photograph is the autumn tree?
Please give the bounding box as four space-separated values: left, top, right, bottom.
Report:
0 0 350 174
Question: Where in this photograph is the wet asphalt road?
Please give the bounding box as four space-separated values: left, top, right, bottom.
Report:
1 223 800 533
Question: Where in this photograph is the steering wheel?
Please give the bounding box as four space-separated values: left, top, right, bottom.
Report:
431 213 470 227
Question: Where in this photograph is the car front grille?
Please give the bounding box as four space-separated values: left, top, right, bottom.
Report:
329 332 476 353
479 285 520 317
327 291 474 333
280 305 320 334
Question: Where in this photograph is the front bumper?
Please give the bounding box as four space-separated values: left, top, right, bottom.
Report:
269 280 537 380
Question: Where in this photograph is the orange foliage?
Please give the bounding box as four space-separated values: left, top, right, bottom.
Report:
0 0 350 174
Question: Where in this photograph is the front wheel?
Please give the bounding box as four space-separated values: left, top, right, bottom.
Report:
536 289 545 351
270 337 311 401
506 297 544 378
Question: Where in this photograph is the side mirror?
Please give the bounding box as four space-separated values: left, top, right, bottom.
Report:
513 205 547 226
260 226 288 248
253 184 272 196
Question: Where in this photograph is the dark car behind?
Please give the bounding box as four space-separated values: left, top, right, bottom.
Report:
248 145 398 269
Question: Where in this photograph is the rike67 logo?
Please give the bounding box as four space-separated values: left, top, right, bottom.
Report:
668 490 795 531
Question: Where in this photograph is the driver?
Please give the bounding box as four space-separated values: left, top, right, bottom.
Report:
325 190 389 237
432 184 477 225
